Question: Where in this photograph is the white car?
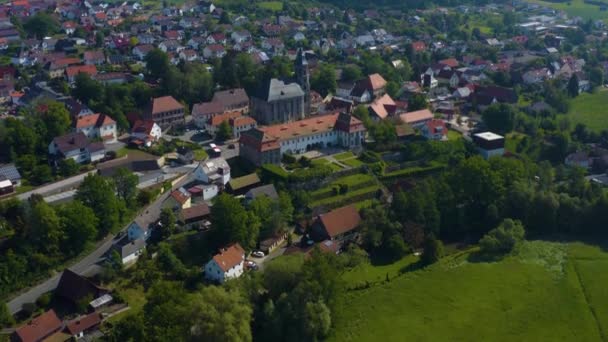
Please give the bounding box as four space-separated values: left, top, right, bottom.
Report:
252 251 265 258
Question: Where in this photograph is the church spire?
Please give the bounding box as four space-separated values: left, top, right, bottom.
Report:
295 48 311 116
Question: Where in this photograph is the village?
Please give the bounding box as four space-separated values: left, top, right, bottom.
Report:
1 0 608 340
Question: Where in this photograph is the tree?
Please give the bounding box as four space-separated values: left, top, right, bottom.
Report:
219 11 231 24
58 201 98 255
341 65 363 82
159 208 176 239
211 194 260 250
24 12 59 39
113 168 139 204
190 286 253 342
31 164 53 185
482 103 516 134
29 201 63 254
386 81 400 98
216 120 232 141
72 73 104 104
0 302 15 328
109 313 145 342
58 159 80 177
421 234 444 265
304 300 332 340
567 73 580 97
41 101 71 141
145 49 170 80
479 219 525 255
95 31 104 48
311 63 337 97
76 174 122 236
407 93 428 111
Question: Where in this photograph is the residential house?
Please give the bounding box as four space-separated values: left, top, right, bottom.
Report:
204 243 246 283
311 205 362 245
245 184 279 202
163 188 192 211
230 116 257 138
193 101 225 128
205 111 242 135
399 109 434 128
116 238 146 264
194 157 231 187
179 203 211 230
65 313 102 340
179 49 198 62
565 151 591 168
94 72 128 85
127 218 151 241
130 120 162 147
83 50 105 65
56 269 108 307
368 94 398 121
522 68 553 84
144 96 185 128
474 85 517 110
62 21 77 35
213 88 250 112
66 65 98 84
421 119 448 141
12 310 63 342
132 44 154 60
48 57 81 79
203 44 226 59
75 113 117 143
227 173 261 195
48 132 105 165
473 132 505 159
231 30 251 43
0 163 21 187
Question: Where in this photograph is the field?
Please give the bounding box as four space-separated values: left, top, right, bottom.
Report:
567 89 608 133
529 0 608 21
330 241 608 341
258 1 284 11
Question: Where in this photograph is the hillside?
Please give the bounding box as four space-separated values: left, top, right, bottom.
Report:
330 241 608 341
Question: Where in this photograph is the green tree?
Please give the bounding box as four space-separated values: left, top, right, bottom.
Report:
479 219 525 255
421 234 444 265
145 48 170 80
211 194 260 250
341 64 363 82
386 81 400 98
31 164 53 185
567 73 580 97
24 12 59 39
113 168 139 204
76 174 122 235
72 73 104 104
58 201 98 255
216 120 232 141
159 208 176 239
304 299 332 340
30 201 63 254
407 93 428 111
0 302 15 328
41 101 71 141
311 63 337 97
109 312 145 342
58 158 80 177
482 103 516 134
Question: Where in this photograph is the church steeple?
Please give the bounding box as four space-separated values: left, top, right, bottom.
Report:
295 48 311 115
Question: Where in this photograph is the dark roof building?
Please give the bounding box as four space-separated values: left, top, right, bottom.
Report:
245 184 279 201
55 269 106 305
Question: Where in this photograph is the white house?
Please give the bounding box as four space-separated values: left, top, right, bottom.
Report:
118 238 146 265
127 218 151 242
131 120 162 147
48 132 106 165
75 113 117 143
194 157 231 186
204 244 245 283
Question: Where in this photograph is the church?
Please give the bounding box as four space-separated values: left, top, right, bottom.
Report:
250 49 311 125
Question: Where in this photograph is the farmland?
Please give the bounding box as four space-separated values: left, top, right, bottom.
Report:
329 241 608 341
567 89 608 133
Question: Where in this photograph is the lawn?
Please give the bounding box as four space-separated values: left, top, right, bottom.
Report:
193 148 208 161
342 158 365 168
447 129 462 141
258 1 283 11
333 152 356 161
529 0 608 21
329 241 608 342
567 89 608 133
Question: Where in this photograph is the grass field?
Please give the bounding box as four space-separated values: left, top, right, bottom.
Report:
330 241 608 341
567 89 608 132
258 1 283 11
529 0 608 21
447 129 462 141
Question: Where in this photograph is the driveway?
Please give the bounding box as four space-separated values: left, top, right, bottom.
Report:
7 171 196 315
249 246 287 272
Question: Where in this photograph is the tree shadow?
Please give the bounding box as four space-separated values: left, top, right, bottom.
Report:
399 259 426 274
466 250 506 263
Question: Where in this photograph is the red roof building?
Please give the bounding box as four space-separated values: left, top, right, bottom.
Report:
311 205 362 243
13 310 63 342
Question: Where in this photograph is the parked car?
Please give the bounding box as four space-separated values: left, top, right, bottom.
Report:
252 251 265 258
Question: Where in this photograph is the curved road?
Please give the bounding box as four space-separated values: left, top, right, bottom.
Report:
7 172 194 315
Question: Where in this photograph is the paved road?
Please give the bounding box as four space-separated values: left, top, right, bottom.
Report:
7 172 195 315
15 170 98 201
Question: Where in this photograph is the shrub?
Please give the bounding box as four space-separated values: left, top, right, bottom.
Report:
479 219 526 255
422 235 444 265
282 153 297 164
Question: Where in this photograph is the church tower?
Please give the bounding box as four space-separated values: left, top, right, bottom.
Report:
295 48 311 116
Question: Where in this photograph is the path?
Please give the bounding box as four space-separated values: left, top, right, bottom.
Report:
14 170 98 201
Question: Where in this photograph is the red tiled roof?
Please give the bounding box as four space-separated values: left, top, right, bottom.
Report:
170 189 190 205
318 205 361 238
151 96 183 114
76 113 115 129
209 111 242 126
65 313 101 336
14 310 62 342
399 109 433 124
439 58 459 68
132 119 156 135
367 73 387 91
212 244 245 272
412 41 426 52
369 94 396 119
84 50 104 61
230 116 256 128
66 65 98 78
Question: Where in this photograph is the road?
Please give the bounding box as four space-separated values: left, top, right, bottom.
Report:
15 170 98 201
7 171 195 315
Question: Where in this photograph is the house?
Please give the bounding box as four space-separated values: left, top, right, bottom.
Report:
245 184 279 201
227 173 261 195
66 65 98 83
421 119 448 141
179 49 198 62
193 101 225 128
399 109 434 128
565 151 591 168
363 73 387 97
0 163 21 187
48 132 106 165
127 218 151 241
65 313 102 340
75 113 117 143
131 120 162 147
474 85 517 109
94 72 128 85
522 68 553 84
260 233 288 254
368 94 397 121
311 205 362 244
144 96 185 129
163 188 192 211
116 238 146 265
12 310 63 342
473 132 505 159
62 21 77 35
179 203 211 230
83 50 105 65
0 177 13 195
230 116 257 138
203 44 226 59
231 30 251 43
132 44 154 60
212 88 250 112
194 157 231 186
56 269 107 307
205 111 242 135
204 243 246 283
158 39 183 53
